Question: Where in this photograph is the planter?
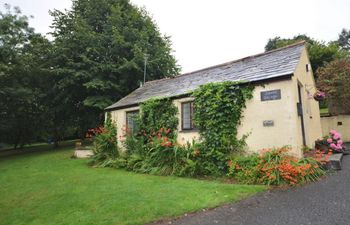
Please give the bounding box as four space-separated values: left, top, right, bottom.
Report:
313 91 325 101
313 95 325 101
74 150 93 158
315 141 330 154
342 146 350 155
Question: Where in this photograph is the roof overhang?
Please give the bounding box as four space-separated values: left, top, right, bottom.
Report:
105 73 293 112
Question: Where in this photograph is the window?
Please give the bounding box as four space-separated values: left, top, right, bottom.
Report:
181 101 195 130
126 110 139 134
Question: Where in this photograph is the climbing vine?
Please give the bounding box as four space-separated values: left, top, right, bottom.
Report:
192 81 254 174
139 97 178 140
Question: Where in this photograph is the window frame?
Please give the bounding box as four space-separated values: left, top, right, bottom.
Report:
126 110 139 134
181 101 195 131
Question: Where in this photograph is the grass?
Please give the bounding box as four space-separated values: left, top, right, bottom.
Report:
0 139 78 152
320 107 329 116
0 147 265 225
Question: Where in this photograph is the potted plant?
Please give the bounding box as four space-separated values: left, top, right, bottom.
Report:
313 90 326 101
316 130 344 154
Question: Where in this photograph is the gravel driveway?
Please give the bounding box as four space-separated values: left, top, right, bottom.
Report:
158 155 350 225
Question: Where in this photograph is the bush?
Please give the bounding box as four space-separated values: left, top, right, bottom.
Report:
317 58 350 115
88 115 119 167
227 154 260 184
315 129 344 153
228 147 325 186
192 81 254 175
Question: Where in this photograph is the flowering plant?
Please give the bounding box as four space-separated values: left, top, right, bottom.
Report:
326 130 343 153
227 147 325 186
315 130 343 153
313 90 326 101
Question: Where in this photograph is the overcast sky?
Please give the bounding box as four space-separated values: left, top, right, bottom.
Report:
3 0 350 73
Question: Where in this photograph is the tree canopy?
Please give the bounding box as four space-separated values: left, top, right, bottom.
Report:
317 58 350 115
265 34 349 73
338 28 350 52
0 5 51 148
0 1 179 148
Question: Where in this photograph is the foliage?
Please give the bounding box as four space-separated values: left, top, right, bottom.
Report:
123 127 201 176
88 115 118 167
0 147 265 225
49 0 180 137
338 28 350 52
0 5 51 148
192 81 254 175
227 154 261 184
315 130 344 153
119 98 181 175
228 147 325 186
317 58 350 114
139 98 178 139
265 35 348 73
0 1 180 147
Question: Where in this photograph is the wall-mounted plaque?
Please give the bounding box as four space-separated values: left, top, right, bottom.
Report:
260 89 281 101
263 120 274 127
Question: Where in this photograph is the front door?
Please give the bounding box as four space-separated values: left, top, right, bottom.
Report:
297 84 306 146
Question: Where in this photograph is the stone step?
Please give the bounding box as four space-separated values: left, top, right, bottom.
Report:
327 153 343 170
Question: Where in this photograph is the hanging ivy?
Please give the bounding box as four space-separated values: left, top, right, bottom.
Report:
192 81 254 175
138 97 178 139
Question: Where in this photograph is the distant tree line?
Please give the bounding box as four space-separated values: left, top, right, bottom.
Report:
265 31 350 115
0 0 180 148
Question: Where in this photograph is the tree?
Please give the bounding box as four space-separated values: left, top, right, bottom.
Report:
265 35 348 73
0 5 49 148
49 0 180 138
317 58 350 115
338 28 350 52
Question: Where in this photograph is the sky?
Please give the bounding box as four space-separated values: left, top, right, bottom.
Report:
2 0 350 73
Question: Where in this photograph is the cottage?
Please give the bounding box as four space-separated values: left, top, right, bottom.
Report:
106 42 322 157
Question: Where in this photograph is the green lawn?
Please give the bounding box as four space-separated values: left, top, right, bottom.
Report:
320 107 329 116
0 147 265 225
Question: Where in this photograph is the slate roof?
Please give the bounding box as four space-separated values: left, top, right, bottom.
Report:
106 42 305 110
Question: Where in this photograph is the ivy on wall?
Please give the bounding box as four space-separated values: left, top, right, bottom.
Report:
139 97 178 139
192 81 254 174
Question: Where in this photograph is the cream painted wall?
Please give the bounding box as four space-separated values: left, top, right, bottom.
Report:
173 97 200 145
321 115 350 141
109 47 322 157
111 80 301 156
110 106 140 148
292 48 322 150
237 79 300 156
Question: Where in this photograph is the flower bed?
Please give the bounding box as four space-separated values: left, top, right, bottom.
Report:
228 147 326 186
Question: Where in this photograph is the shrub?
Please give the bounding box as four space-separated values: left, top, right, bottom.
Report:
316 130 344 153
123 132 145 156
227 154 260 184
317 58 350 115
192 81 254 175
88 115 119 167
228 147 325 186
139 98 178 140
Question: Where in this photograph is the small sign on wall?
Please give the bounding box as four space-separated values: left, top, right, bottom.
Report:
263 120 274 127
261 89 281 101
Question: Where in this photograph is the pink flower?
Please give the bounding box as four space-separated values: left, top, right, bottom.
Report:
327 138 333 144
330 130 337 135
336 144 343 150
333 133 341 140
330 143 337 150
337 140 343 145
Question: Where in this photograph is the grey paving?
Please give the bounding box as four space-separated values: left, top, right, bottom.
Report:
161 155 350 225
